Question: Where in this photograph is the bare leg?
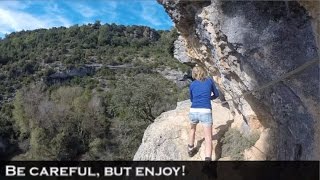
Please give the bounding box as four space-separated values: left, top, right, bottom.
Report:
189 124 197 146
203 124 213 159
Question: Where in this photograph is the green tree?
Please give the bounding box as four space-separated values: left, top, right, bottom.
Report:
110 73 177 122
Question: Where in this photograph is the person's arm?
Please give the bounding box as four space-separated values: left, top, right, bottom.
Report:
189 85 193 103
210 78 219 100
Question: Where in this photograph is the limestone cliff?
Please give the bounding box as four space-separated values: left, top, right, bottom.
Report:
135 1 319 160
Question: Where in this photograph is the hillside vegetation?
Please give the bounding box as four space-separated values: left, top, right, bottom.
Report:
0 22 189 160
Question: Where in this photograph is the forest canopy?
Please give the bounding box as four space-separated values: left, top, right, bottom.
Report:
0 22 189 160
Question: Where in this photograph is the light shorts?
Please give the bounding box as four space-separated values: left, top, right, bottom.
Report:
189 112 213 127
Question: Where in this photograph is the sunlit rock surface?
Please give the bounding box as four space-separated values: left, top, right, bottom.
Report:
135 0 319 160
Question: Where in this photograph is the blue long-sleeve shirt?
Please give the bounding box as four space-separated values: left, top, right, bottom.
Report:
189 77 219 109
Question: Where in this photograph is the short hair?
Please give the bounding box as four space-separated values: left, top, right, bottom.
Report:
192 66 207 81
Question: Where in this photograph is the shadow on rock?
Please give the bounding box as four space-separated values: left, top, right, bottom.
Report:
213 120 234 160
189 138 205 157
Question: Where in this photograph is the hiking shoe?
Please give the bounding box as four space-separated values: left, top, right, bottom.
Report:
188 144 195 157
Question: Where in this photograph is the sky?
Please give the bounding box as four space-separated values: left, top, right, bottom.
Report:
0 0 173 38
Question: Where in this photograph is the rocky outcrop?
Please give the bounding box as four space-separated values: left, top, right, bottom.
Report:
124 25 160 41
156 68 189 88
174 36 194 64
136 0 319 160
46 66 95 83
298 1 320 47
132 26 160 41
134 100 235 160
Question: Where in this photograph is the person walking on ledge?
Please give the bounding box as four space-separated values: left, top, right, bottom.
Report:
188 66 219 161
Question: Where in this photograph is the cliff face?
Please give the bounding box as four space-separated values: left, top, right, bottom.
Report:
135 1 319 160
165 0 320 160
298 1 320 47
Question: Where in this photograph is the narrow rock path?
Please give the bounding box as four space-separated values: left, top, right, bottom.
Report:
134 100 233 160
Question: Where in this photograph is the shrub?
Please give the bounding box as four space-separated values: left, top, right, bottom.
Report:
177 86 190 101
11 85 109 160
12 91 30 138
221 128 260 160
